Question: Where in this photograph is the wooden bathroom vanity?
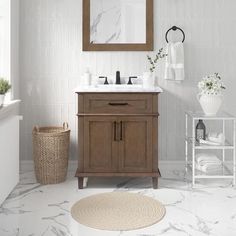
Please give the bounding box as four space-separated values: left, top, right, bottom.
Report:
75 88 162 189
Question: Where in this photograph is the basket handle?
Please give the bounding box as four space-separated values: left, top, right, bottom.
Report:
33 126 40 132
63 122 69 130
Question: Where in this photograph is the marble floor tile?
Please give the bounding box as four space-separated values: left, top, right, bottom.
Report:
0 169 236 236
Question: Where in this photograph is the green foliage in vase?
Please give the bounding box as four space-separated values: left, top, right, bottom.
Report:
0 78 11 95
147 48 167 73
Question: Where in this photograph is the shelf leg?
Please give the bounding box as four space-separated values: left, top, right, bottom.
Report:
233 120 236 186
185 113 188 177
192 118 196 187
223 120 225 162
222 120 225 175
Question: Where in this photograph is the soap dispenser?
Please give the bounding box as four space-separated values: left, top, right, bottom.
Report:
83 68 91 86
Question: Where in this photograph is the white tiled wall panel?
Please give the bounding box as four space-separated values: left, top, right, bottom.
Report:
19 0 236 160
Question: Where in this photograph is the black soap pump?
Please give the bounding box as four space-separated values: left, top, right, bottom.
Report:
195 119 206 142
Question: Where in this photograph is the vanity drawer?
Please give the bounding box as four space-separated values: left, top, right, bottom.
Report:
83 94 154 114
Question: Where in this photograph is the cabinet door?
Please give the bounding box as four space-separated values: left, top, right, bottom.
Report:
84 116 118 172
118 117 153 172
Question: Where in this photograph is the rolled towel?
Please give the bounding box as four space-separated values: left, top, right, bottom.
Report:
199 139 221 146
195 162 222 173
207 132 225 145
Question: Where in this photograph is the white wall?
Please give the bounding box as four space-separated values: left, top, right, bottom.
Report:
19 0 236 161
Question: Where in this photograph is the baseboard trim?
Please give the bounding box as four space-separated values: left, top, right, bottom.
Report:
20 160 34 172
20 160 186 173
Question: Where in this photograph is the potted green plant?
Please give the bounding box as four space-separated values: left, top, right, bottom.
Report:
144 48 167 88
0 78 11 106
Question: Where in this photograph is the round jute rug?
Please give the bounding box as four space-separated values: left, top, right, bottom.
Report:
71 192 166 231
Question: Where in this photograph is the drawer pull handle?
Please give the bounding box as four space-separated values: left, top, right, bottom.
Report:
120 121 123 141
109 102 128 106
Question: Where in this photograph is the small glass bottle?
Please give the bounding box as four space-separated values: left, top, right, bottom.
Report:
195 119 206 142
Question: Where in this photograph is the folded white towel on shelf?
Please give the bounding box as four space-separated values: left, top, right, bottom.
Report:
195 153 222 173
164 42 185 81
196 153 222 165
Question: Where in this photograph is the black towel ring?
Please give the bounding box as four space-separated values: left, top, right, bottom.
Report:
165 26 185 43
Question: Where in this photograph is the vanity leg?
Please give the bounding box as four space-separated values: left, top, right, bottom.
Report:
152 177 158 189
78 177 84 189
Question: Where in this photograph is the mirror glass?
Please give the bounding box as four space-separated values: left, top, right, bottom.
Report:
90 0 146 44
83 0 153 51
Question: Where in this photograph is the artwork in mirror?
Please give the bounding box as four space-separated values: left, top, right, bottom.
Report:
83 0 153 51
90 0 146 44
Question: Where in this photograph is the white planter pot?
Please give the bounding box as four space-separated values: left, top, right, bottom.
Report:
143 72 155 88
197 94 223 116
0 94 5 106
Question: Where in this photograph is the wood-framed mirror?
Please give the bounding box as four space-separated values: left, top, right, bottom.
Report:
83 0 153 51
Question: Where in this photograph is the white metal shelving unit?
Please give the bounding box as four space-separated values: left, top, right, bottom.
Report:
185 111 236 186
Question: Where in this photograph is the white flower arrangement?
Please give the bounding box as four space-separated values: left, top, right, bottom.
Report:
198 73 226 95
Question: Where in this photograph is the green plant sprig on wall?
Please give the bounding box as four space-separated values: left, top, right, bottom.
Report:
0 78 11 95
147 48 167 73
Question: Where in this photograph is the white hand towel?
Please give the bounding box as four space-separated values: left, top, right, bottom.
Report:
164 42 185 81
207 132 225 145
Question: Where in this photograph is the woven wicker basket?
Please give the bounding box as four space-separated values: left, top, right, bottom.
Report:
32 123 70 184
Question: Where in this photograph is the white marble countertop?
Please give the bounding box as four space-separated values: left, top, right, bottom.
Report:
74 85 163 93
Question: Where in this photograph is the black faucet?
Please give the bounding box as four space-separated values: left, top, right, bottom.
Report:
127 76 138 85
115 71 121 84
99 76 109 84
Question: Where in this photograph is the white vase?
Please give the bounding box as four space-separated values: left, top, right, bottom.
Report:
197 94 223 116
143 72 155 88
0 94 5 107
